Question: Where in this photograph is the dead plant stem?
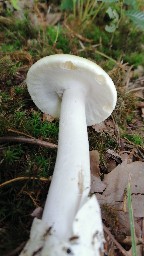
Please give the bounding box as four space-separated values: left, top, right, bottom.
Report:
0 136 58 149
103 224 129 256
0 176 51 188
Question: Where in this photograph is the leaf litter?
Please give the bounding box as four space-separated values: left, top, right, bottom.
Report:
91 157 144 243
0 1 144 255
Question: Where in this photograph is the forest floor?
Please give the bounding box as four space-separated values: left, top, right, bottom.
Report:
0 1 144 255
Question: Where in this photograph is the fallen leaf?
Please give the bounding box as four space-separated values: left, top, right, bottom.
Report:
106 149 122 172
117 211 141 239
91 175 106 193
99 161 144 217
90 150 106 193
92 119 116 137
92 122 106 133
90 150 100 177
119 152 133 163
43 113 55 122
102 207 141 241
106 159 117 173
128 244 143 256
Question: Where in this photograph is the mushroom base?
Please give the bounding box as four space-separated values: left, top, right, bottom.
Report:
19 196 104 256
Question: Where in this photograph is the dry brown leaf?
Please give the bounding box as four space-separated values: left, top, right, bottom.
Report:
90 150 100 177
128 244 143 256
43 113 55 122
105 150 134 172
119 152 133 164
91 175 106 193
106 149 121 172
90 150 106 193
92 120 115 137
106 159 117 173
92 122 106 133
117 211 141 239
99 161 144 217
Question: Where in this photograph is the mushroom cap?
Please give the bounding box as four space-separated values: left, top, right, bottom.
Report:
27 54 117 126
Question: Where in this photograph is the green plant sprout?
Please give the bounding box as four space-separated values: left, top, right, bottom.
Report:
3 145 23 164
62 0 104 24
61 0 144 31
10 0 20 10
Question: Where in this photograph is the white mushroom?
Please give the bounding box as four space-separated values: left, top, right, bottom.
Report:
20 54 117 256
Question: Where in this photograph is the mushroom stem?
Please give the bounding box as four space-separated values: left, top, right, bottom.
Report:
42 87 90 239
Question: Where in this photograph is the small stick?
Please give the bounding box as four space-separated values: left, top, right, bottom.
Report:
8 128 35 138
0 136 58 149
111 114 121 147
63 22 93 43
126 87 144 93
0 176 51 188
103 224 129 256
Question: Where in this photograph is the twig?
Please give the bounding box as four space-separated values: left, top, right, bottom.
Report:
78 40 117 63
126 87 144 93
63 22 93 43
94 49 117 63
22 190 39 207
0 176 51 188
8 128 35 138
124 65 133 90
78 41 101 51
111 114 121 147
103 224 129 256
0 136 58 149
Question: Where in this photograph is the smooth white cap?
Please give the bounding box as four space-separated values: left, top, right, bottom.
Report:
27 54 117 126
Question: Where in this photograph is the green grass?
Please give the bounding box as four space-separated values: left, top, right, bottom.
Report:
124 52 144 67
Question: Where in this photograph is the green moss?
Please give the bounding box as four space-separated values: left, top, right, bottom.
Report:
124 52 144 67
46 26 71 53
124 133 144 146
101 59 116 71
14 86 26 95
1 43 20 52
126 113 135 124
0 17 37 54
88 128 117 152
24 113 59 139
0 56 18 81
84 25 110 45
34 155 50 177
3 145 24 165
